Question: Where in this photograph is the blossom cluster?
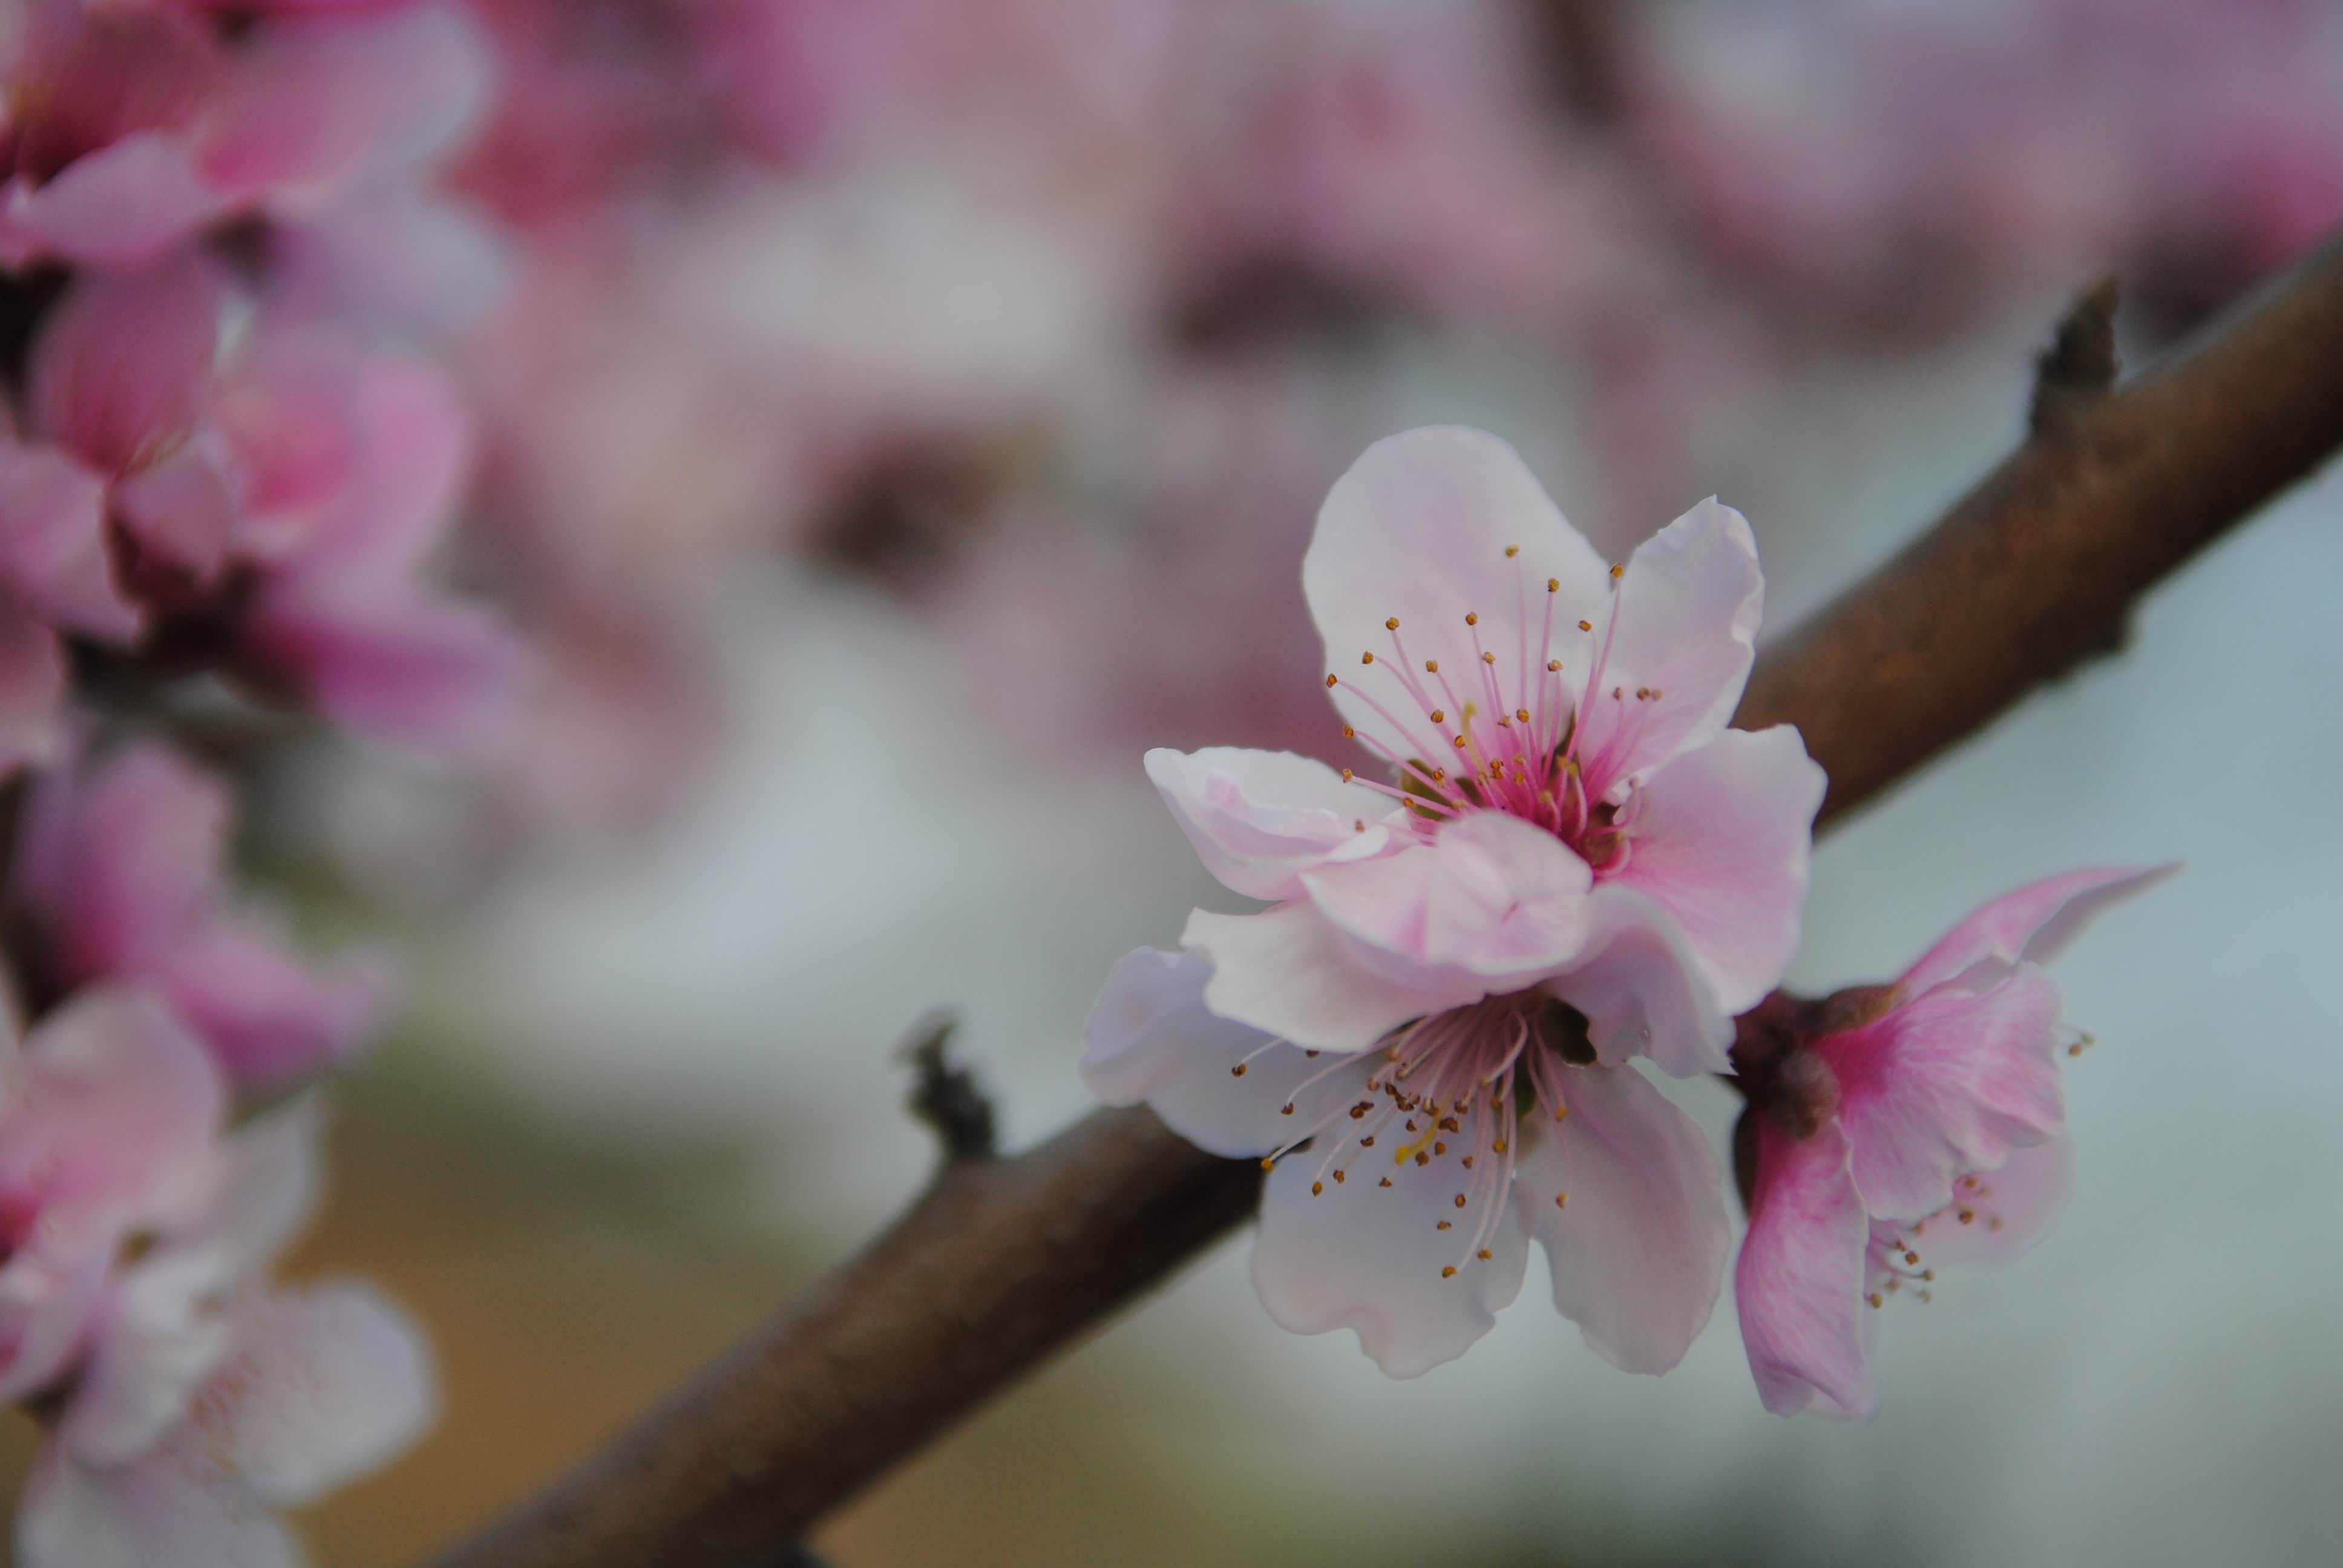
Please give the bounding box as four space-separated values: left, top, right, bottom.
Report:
0 0 497 1557
1084 428 2171 1410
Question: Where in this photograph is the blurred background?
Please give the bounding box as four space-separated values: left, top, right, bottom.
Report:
18 0 2339 1562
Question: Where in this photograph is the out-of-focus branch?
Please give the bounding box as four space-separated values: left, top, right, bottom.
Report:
1742 237 2343 825
419 230 2343 1568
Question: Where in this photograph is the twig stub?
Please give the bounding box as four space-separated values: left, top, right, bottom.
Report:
2029 271 2123 438
899 1012 997 1163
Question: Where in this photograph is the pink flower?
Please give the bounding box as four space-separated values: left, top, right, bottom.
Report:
0 0 490 272
0 990 225 1415
18 1282 436 1568
1084 425 1824 1376
13 740 392 1088
1731 864 2177 1419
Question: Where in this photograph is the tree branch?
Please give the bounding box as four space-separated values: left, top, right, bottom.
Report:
419 230 2343 1568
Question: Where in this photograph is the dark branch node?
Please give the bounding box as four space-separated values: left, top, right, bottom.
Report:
2030 272 2123 438
898 1012 997 1163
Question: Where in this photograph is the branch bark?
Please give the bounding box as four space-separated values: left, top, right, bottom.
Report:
421 231 2343 1568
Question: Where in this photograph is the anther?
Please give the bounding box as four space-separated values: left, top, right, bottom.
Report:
1432 1141 1446 1155
1360 1135 1375 1147
1441 1266 1457 1278
1515 708 1529 722
1868 1292 1884 1308
1260 1158 1276 1171
1230 1064 1247 1077
1578 619 1593 632
1311 1181 1323 1195
1361 651 1374 665
1504 545 1519 558
1281 1103 1295 1116
1453 1194 1467 1209
1354 819 1365 832
1333 1169 1346 1183
1547 660 1561 671
1341 768 1354 782
1350 1103 1369 1120
1386 616 1400 630
1437 1220 1452 1231
1958 1209 1976 1224
1546 577 1559 592
1325 674 1339 688
1342 725 1355 738
1481 651 1496 664
1464 612 1479 626
1554 1192 1567 1208
1610 563 1624 580
1429 708 1445 722
1477 1248 1492 1260
1379 1177 1392 1187
1454 736 1467 749
1460 1155 1474 1168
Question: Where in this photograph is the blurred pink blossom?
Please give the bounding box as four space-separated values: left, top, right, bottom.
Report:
13 740 391 1088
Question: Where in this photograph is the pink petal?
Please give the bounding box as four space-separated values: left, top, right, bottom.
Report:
1144 746 1396 902
1302 426 1611 762
15 742 231 982
0 133 221 272
1815 967 2066 1223
240 584 519 742
1300 811 1595 988
1571 497 1765 796
1513 1060 1729 1374
1735 1115 1875 1419
277 357 471 580
1903 1135 2074 1268
1605 724 1824 1014
0 602 67 773
108 442 237 590
17 1437 301 1568
0 442 140 641
197 1282 436 1508
0 989 225 1230
151 920 391 1088
207 330 369 557
1899 864 2180 996
1546 882 1732 1077
1182 899 1449 1054
28 254 223 474
0 1219 119 1408
1080 947 1372 1159
1251 1114 1530 1378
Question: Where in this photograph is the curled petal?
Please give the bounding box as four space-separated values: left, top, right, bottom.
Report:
1571 497 1764 794
1144 746 1395 902
1899 864 2180 996
1182 900 1446 1054
1080 947 1371 1159
241 586 519 742
1608 725 1823 1014
1513 1061 1728 1374
1303 426 1610 761
29 255 223 474
1815 967 2065 1223
1546 883 1731 1077
1253 1123 1529 1378
1736 1116 1875 1419
1301 811 1593 987
0 134 221 272
0 442 139 641
151 920 392 1088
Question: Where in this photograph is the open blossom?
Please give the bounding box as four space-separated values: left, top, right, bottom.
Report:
1084 425 1823 1376
12 740 390 1088
0 994 432 1567
1731 864 2177 1419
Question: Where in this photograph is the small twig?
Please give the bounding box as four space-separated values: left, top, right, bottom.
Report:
418 226 2343 1568
897 1011 996 1163
2028 272 2123 438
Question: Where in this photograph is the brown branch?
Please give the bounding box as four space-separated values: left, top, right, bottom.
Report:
419 229 2343 1568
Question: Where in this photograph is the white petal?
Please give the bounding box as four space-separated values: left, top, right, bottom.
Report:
1182 901 1446 1054
1545 884 1732 1076
1144 746 1394 902
1080 948 1372 1158
1608 725 1823 1013
17 1440 300 1568
1253 1127 1529 1378
1304 428 1610 762
165 1096 322 1280
1571 497 1764 794
60 1247 235 1468
202 1284 437 1508
1514 1062 1729 1374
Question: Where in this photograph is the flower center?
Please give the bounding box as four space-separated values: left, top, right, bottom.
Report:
1251 989 1591 1279
1323 546 1663 875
